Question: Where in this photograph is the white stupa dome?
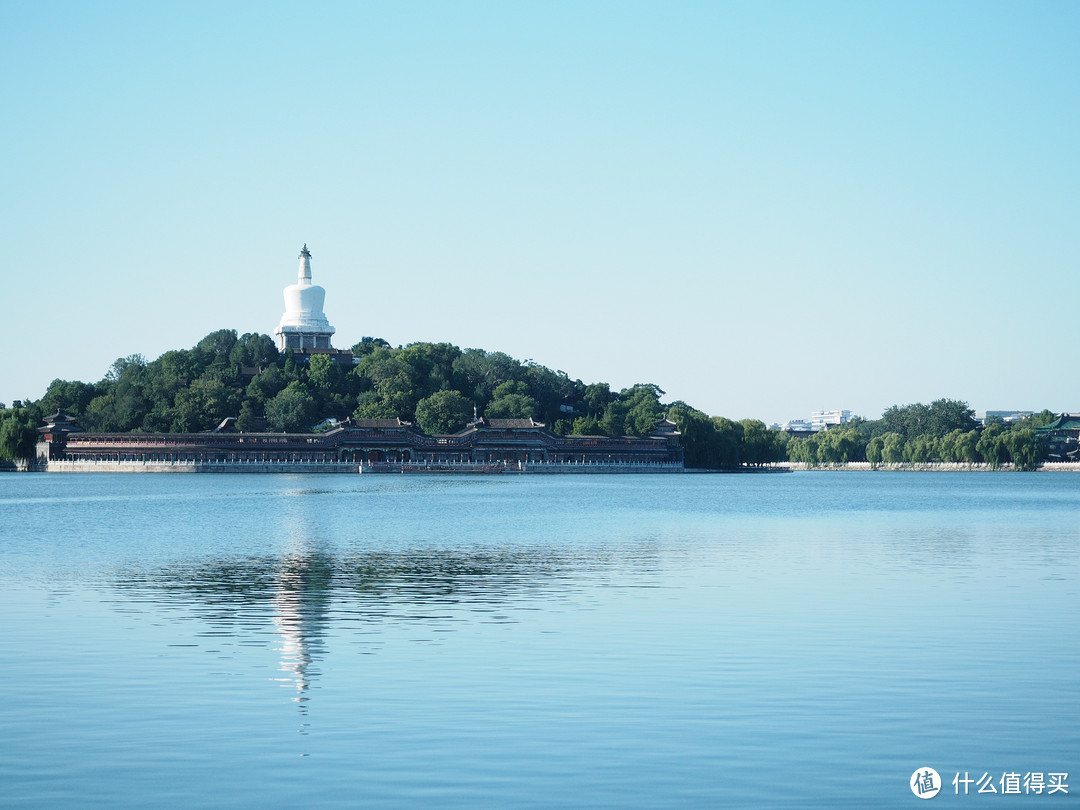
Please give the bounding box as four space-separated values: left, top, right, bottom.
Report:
274 245 336 351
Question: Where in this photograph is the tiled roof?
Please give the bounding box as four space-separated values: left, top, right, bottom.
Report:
350 418 412 429
1042 414 1080 431
485 418 545 429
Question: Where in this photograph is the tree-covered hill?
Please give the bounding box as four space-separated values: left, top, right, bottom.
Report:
0 329 1055 470
0 329 785 467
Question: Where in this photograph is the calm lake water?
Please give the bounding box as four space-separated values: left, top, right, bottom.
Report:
1 472 1077 807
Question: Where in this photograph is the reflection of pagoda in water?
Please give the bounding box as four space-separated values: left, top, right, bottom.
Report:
115 539 658 719
273 569 315 705
270 547 335 710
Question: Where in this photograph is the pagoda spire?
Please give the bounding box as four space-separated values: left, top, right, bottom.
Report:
298 244 312 283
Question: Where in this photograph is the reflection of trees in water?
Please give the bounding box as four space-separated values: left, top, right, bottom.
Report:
117 545 658 612
113 544 660 714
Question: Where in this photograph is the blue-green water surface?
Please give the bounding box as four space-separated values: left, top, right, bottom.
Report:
1 472 1077 807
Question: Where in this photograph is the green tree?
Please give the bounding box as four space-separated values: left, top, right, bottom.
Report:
770 429 790 462
937 430 962 462
196 329 238 362
485 381 539 420
1005 428 1046 471
0 412 37 460
880 399 977 440
668 403 728 468
880 403 930 439
39 379 97 418
904 434 937 464
171 377 239 432
582 383 612 416
739 419 774 465
82 354 152 432
265 383 317 432
977 424 1009 469
283 353 300 381
881 433 906 464
786 435 818 465
350 336 391 357
142 350 200 409
599 400 628 436
817 428 859 465
246 366 287 407
83 387 148 433
307 354 344 396
400 342 462 399
415 390 472 435
356 347 420 418
228 332 278 368
926 399 978 437
711 416 743 467
105 354 147 382
866 436 884 466
571 415 602 435
955 430 980 465
450 349 525 407
236 399 259 432
622 384 664 436
841 416 877 449
525 363 581 426
352 391 398 420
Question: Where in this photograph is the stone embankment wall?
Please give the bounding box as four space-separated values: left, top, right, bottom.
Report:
25 460 1080 474
41 459 685 474
789 461 1080 472
44 460 357 474
514 462 683 474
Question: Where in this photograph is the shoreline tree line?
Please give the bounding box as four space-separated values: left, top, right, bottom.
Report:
0 329 1055 470
785 400 1053 471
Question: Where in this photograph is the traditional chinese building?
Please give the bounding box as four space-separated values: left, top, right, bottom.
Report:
35 411 83 464
38 415 684 471
1036 413 1080 460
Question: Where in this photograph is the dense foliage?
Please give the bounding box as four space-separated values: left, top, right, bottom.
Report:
786 400 1053 471
0 332 1056 471
6 329 782 466
0 406 38 462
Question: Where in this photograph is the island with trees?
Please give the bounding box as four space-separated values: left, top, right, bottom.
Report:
0 329 1064 471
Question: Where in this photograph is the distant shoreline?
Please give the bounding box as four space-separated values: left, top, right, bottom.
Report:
5 459 1080 473
11 459 687 475
788 461 1080 472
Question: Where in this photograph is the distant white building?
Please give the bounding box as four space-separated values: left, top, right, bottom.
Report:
771 410 851 433
810 409 852 431
975 410 1033 425
773 419 814 432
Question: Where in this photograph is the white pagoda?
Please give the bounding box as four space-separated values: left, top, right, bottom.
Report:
274 244 336 352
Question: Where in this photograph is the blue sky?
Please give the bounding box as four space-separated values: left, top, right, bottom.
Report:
4 1 1077 424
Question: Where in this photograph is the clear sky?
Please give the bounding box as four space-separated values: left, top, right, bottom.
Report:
4 1 1078 424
